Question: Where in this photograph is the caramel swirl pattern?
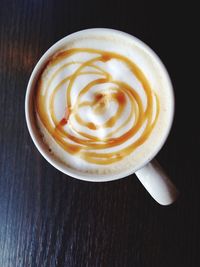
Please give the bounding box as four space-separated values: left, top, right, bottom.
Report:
36 48 159 165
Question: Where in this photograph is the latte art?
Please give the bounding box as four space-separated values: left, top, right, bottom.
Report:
36 48 159 168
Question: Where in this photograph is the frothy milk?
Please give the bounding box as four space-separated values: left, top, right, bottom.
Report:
35 30 172 174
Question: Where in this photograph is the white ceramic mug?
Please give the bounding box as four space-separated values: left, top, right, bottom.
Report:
25 28 178 205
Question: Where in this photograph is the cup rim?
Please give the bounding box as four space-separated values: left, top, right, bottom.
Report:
25 28 174 182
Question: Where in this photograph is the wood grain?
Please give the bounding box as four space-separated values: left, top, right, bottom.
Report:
0 0 199 266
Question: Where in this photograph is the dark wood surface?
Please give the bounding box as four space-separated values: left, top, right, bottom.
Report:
0 1 199 266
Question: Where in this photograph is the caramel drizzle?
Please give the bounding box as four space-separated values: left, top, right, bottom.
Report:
36 48 159 164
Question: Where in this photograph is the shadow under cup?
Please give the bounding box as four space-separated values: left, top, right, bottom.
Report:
25 28 174 182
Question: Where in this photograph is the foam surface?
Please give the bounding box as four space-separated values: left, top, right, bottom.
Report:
35 31 173 174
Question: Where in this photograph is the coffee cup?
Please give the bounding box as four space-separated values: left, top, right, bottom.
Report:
25 28 178 205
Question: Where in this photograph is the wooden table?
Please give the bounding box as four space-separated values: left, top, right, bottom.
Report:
0 1 199 266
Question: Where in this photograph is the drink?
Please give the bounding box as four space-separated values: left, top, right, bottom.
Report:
34 30 173 175
26 29 177 204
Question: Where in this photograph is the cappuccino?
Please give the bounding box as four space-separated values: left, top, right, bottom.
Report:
35 31 172 174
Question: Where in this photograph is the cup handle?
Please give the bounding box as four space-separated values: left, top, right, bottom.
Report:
135 159 179 205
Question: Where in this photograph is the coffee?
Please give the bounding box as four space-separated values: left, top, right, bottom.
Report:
35 31 171 174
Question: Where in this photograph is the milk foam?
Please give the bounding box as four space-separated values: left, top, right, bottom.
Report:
35 31 173 174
